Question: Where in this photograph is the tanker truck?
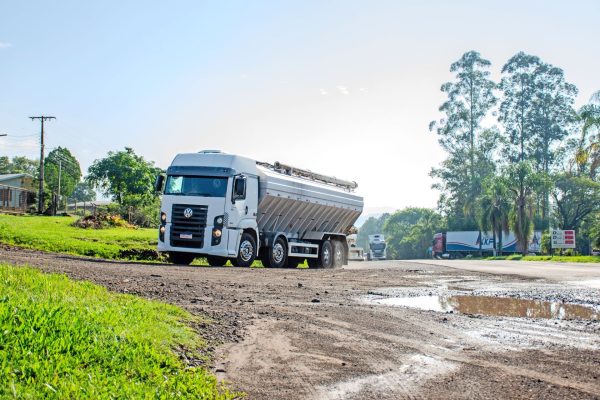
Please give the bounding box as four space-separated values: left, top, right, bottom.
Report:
155 150 364 268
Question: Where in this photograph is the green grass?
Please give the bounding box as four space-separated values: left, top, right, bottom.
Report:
0 215 157 260
484 255 600 263
0 264 236 399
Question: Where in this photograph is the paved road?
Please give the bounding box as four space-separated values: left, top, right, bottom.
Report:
405 259 600 288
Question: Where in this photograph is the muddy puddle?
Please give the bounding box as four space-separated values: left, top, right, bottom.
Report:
366 294 600 321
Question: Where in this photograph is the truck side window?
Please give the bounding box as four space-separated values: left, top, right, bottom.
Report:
233 176 246 201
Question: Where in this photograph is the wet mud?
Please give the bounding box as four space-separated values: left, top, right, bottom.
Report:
2 245 600 399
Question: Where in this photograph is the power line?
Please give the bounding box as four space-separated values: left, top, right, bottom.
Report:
30 116 56 214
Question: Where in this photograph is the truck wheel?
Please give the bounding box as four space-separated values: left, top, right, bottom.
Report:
206 255 227 267
308 240 333 269
263 236 287 268
234 232 256 267
170 252 195 265
331 240 344 268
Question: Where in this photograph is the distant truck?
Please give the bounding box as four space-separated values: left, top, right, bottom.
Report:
432 231 542 259
155 150 364 268
367 234 387 260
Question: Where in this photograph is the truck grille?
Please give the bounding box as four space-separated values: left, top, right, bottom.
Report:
170 204 208 248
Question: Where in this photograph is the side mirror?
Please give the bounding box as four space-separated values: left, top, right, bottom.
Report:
154 175 165 193
232 176 246 202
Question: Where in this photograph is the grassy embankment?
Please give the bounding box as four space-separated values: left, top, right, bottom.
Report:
0 214 271 266
0 263 236 399
0 214 157 260
483 254 600 263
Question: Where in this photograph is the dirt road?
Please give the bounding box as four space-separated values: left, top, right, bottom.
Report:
2 245 600 399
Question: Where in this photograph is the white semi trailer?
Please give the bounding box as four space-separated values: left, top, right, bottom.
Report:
155 151 364 268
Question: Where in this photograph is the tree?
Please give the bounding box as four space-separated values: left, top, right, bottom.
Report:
476 176 511 255
5 156 38 177
504 162 546 254
499 53 577 226
44 147 82 199
575 91 600 179
383 208 444 259
499 52 543 163
432 127 498 228
528 62 578 174
71 181 96 202
0 156 10 174
430 51 498 226
552 173 600 231
86 147 162 206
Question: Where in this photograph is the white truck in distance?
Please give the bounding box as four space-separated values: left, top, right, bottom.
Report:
367 234 387 260
155 151 364 268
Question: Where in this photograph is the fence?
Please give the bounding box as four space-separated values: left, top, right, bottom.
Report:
0 184 35 214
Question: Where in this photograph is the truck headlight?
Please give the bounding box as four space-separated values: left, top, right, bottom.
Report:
159 226 166 234
212 229 222 238
216 216 223 225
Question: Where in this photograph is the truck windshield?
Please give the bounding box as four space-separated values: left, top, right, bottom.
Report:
370 243 386 250
164 176 228 197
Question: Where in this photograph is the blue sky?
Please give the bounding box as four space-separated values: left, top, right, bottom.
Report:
1 1 599 210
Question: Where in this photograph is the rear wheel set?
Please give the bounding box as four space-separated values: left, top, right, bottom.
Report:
308 239 343 269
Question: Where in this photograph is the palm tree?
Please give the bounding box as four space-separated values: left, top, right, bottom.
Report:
505 162 544 255
576 91 600 179
476 177 511 255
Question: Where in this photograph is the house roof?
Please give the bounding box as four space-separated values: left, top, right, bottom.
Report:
0 173 34 182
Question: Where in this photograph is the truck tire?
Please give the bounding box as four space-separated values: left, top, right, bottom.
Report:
206 255 227 267
308 240 333 269
170 252 195 265
262 236 288 268
331 240 344 268
233 232 256 267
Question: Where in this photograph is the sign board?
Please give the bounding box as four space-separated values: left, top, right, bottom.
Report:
551 229 576 249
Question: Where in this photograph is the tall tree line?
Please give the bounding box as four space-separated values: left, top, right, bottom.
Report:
430 50 599 254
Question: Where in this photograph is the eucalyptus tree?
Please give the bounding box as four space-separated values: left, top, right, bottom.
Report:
430 51 497 225
500 53 577 226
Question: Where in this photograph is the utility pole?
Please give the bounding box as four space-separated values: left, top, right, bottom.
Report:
30 116 55 214
57 159 62 213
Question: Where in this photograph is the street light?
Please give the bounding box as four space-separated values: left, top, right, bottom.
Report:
0 134 6 137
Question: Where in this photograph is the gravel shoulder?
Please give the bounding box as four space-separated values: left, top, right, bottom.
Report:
2 245 600 399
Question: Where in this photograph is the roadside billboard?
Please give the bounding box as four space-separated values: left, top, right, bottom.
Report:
551 229 576 249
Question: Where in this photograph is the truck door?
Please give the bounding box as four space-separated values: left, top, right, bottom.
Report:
229 175 258 223
227 175 259 251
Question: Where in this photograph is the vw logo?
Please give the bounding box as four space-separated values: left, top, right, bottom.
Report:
183 208 194 218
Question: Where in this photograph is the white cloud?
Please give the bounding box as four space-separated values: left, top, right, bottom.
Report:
337 85 349 95
0 42 12 48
